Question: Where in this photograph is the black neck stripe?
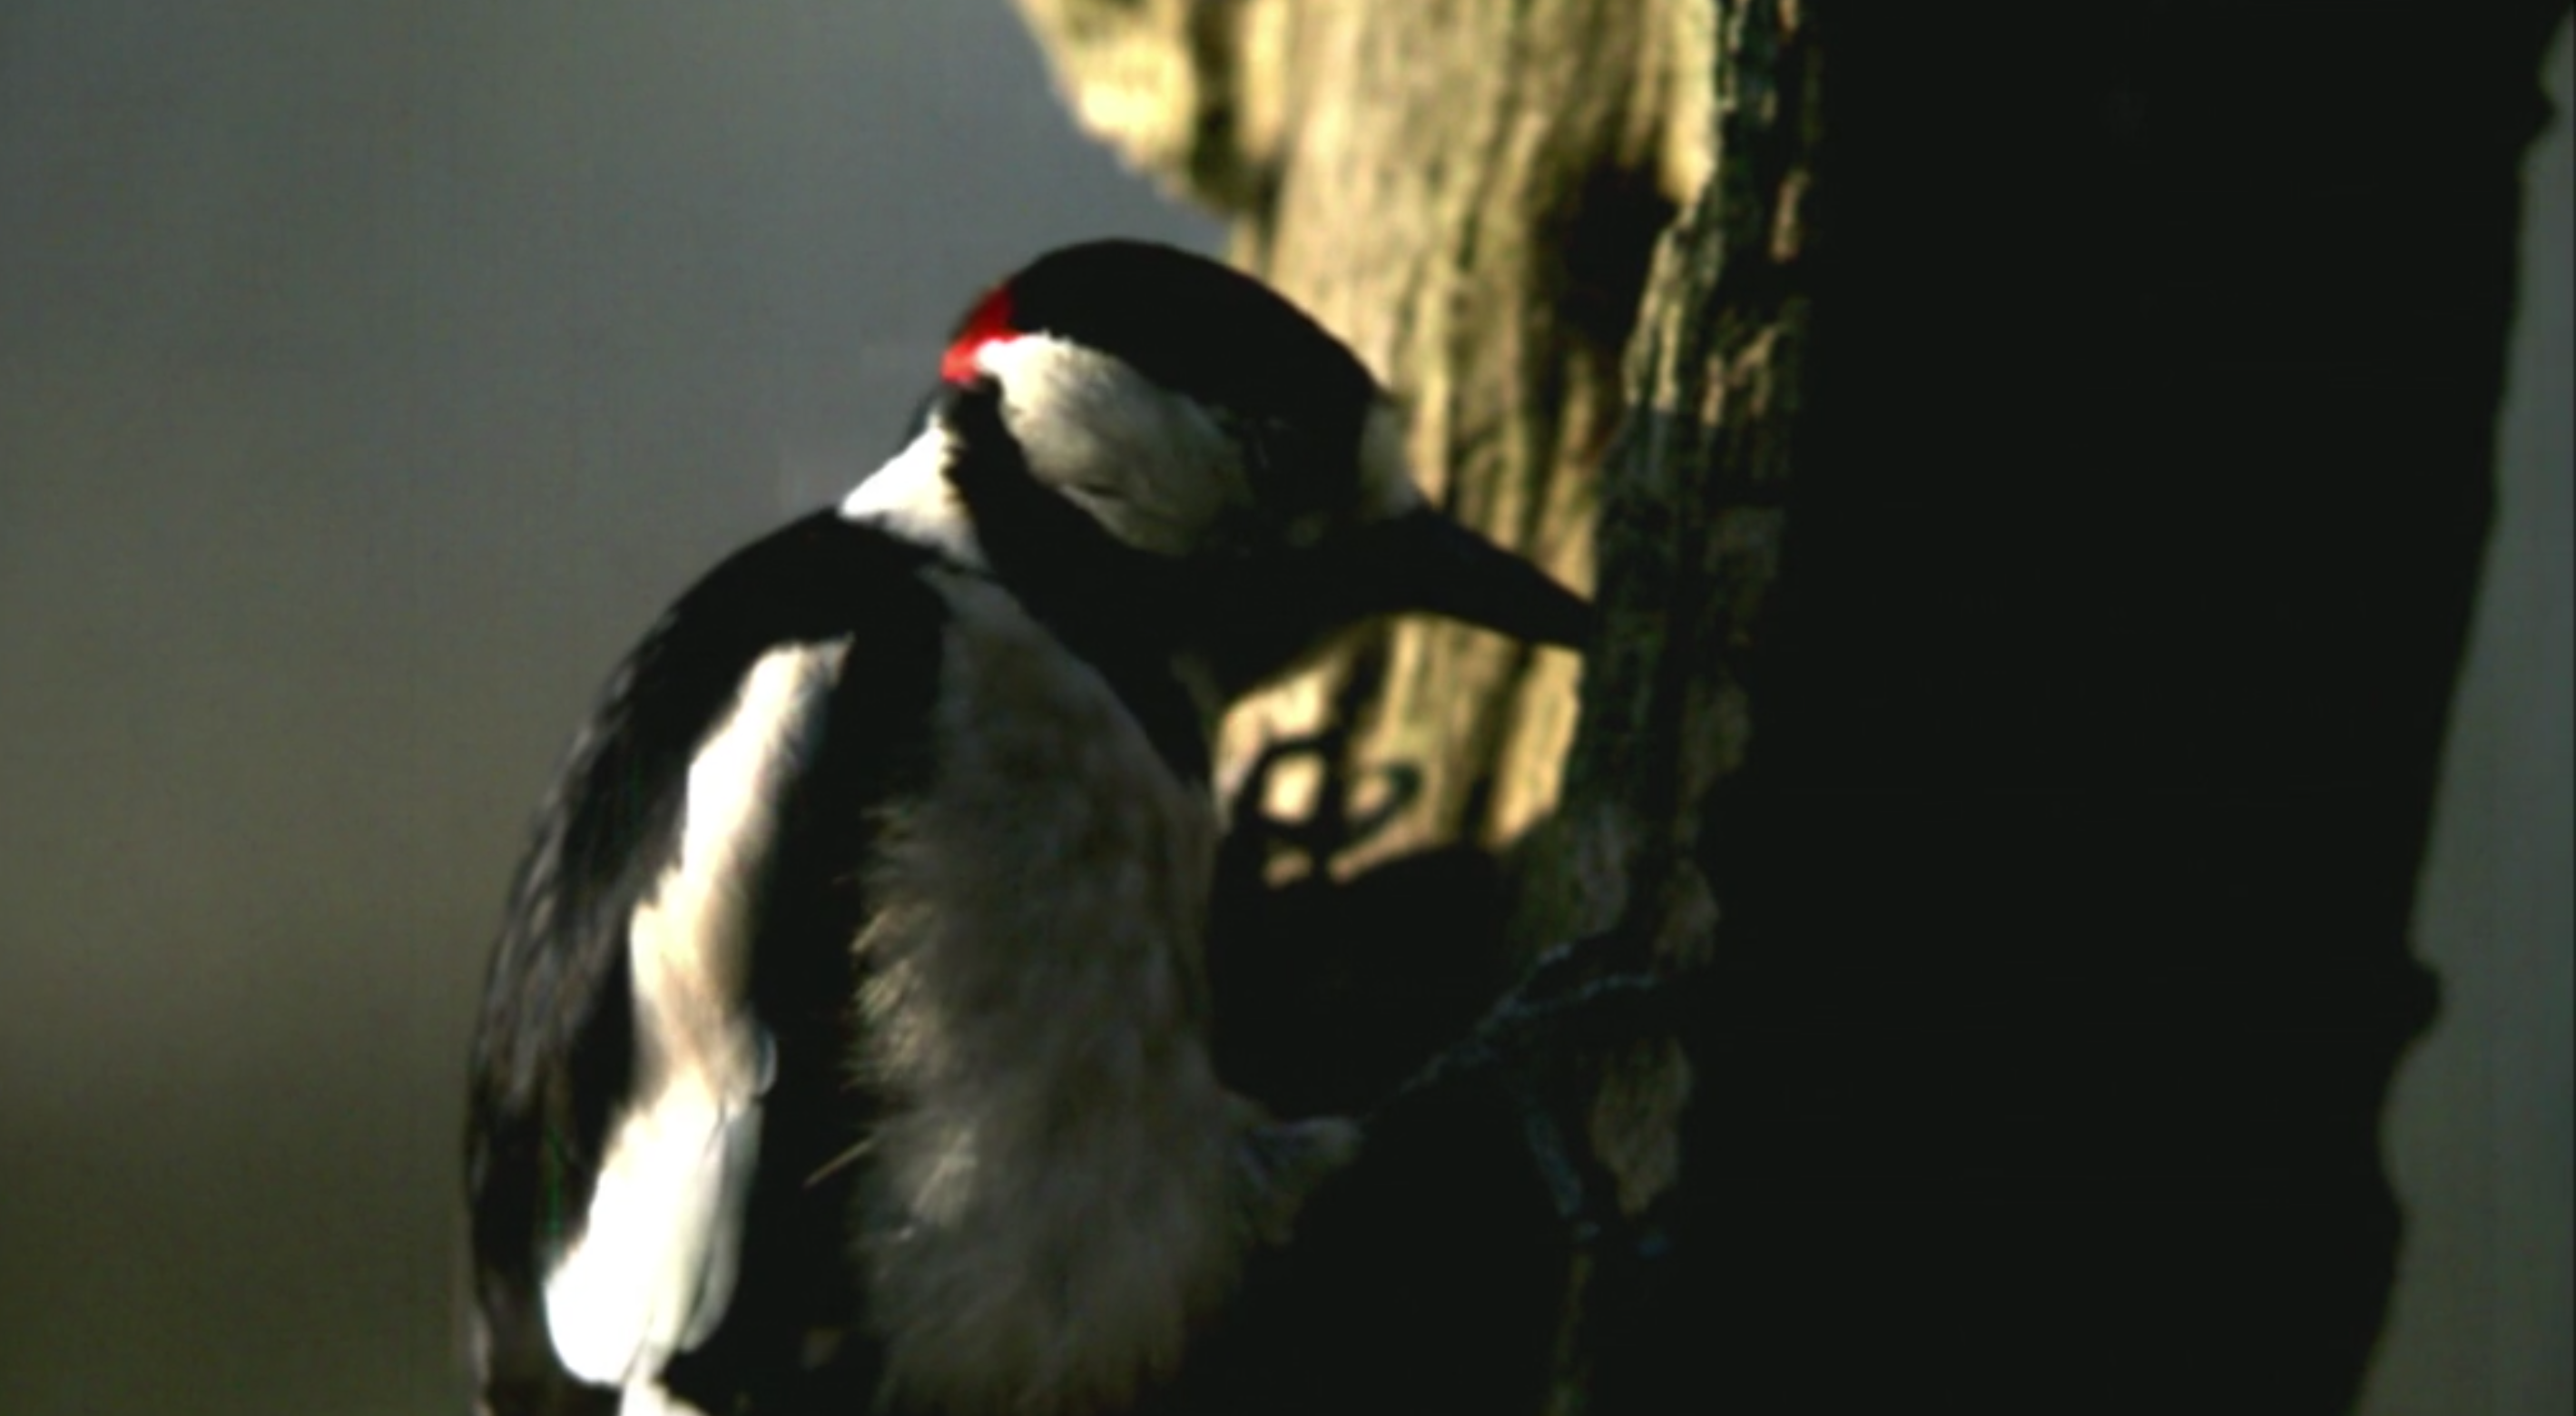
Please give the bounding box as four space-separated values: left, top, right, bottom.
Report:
937 382 1212 785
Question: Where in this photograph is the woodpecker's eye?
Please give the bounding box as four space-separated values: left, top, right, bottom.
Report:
1281 511 1333 548
1221 410 1350 524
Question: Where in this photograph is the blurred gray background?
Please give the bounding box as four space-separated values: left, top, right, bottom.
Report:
0 5 2561 1414
0 4 1206 1411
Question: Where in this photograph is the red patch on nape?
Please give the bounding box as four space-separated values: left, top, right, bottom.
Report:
940 284 1018 385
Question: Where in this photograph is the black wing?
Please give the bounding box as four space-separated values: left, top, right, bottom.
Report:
465 511 947 1412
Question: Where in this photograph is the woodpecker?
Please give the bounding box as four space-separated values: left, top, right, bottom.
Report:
464 240 1591 1416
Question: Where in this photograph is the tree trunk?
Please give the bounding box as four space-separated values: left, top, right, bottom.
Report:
1010 2 2566 1411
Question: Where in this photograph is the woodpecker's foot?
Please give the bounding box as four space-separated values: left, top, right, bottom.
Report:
1232 1110 1368 1246
1367 934 1680 1248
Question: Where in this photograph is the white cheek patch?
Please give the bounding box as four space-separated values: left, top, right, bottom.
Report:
544 644 845 1396
842 422 987 567
978 335 1253 557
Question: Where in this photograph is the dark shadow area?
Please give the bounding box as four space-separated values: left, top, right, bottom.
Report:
1587 5 2562 1414
1202 6 2565 1414
1195 812 1574 1416
1193 670 1634 1415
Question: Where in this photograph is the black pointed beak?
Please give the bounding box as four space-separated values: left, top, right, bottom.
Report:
1372 508 1594 650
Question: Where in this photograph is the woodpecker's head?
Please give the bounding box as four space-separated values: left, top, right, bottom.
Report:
848 240 1589 703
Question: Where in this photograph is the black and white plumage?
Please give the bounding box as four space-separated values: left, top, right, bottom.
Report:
464 241 1590 1416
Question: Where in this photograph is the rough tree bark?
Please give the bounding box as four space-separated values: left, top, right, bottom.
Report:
1011 2 2565 1412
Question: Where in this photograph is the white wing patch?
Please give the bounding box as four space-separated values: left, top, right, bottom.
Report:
545 643 848 1400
